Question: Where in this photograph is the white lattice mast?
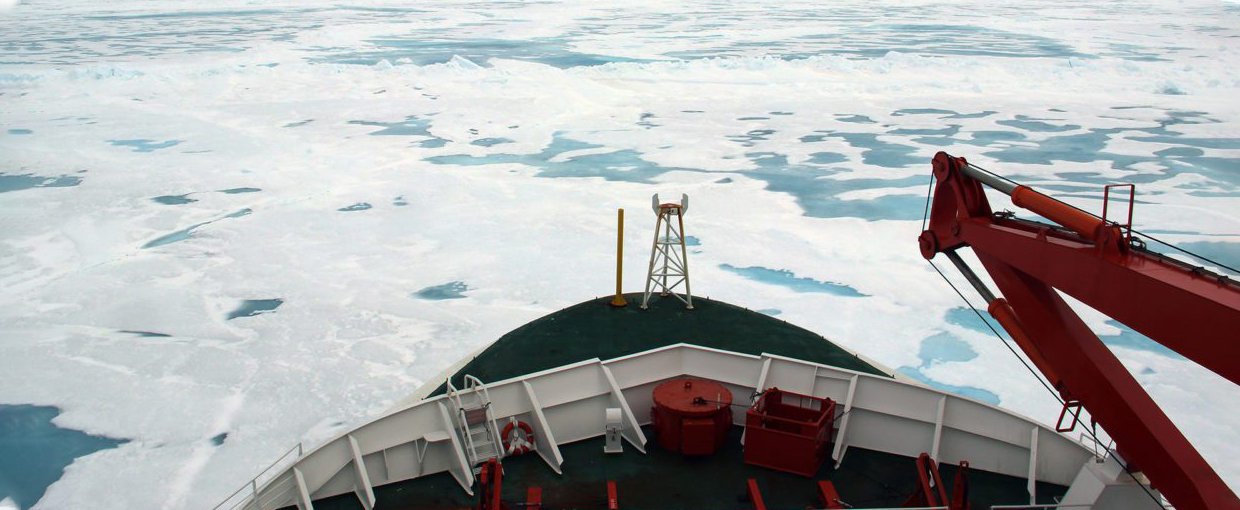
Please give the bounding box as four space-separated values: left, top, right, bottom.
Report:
641 193 693 310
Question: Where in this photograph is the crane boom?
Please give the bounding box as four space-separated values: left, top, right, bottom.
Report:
918 152 1240 510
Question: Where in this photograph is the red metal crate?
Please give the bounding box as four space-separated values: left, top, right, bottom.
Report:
743 388 836 476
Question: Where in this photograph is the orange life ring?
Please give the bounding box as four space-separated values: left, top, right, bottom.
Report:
501 420 536 455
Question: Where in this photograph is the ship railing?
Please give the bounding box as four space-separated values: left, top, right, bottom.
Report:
212 441 303 510
444 378 479 464
472 375 504 463
446 374 502 466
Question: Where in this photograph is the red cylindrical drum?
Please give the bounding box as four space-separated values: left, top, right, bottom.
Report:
651 378 733 456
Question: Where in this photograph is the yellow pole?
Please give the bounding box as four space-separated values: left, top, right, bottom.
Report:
610 208 628 307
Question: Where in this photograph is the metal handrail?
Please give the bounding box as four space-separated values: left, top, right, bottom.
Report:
211 442 303 510
478 378 504 461
448 375 502 465
445 378 479 463
457 406 480 463
252 476 295 509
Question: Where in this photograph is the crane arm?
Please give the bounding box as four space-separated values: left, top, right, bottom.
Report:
918 152 1240 510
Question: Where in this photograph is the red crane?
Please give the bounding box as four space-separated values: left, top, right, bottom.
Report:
918 152 1240 510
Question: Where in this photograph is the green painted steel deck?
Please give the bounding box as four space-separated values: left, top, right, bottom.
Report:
312 426 1068 510
435 293 887 396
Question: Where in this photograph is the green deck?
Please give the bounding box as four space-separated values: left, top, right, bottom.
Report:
313 426 1068 510
434 293 887 396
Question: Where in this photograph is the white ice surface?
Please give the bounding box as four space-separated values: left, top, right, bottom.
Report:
1 1 1239 509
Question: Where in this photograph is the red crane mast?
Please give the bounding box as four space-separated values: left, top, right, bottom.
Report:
918 152 1240 510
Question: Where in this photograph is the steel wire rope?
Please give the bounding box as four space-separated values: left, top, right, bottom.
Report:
918 173 1169 510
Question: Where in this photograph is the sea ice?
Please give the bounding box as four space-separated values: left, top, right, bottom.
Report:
1 1 1238 508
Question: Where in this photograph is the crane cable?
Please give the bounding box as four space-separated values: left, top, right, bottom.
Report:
919 172 1169 510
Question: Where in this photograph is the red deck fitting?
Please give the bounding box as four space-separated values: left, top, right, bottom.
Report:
951 461 971 510
904 453 949 508
651 378 732 455
746 479 767 510
525 487 542 510
477 459 505 510
817 480 844 509
607 480 618 510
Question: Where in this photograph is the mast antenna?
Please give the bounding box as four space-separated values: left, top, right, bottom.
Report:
641 193 693 310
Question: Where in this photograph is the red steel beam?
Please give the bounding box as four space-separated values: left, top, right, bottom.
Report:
976 254 1234 509
919 151 1240 510
921 152 1240 384
959 218 1240 385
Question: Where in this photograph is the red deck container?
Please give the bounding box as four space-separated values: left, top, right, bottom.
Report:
651 378 732 456
743 388 836 476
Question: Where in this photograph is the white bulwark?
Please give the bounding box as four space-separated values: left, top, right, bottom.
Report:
214 344 1148 510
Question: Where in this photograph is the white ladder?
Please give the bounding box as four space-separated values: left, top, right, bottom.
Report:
446 375 503 470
